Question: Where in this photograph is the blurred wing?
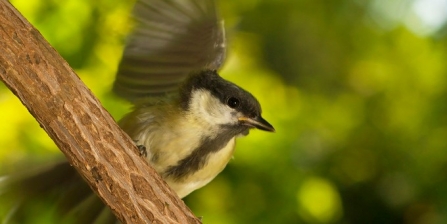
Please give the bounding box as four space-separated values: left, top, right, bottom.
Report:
113 0 226 101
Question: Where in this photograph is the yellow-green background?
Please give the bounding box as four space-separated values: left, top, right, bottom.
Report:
1 0 447 223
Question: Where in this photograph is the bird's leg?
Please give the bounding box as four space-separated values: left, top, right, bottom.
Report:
133 140 147 157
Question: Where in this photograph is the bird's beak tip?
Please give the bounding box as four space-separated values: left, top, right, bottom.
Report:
239 116 275 133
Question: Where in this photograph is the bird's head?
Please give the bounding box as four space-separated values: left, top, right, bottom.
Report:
180 70 275 135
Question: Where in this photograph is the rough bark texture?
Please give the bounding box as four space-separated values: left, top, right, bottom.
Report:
0 1 201 223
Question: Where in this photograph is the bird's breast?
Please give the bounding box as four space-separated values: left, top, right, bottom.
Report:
120 105 242 198
164 137 236 198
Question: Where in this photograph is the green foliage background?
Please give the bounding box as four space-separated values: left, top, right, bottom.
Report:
1 0 447 223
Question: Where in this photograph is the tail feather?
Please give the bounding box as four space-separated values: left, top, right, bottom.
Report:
0 161 117 224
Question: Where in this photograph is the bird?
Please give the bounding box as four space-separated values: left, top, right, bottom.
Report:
118 69 275 198
0 0 274 222
114 0 274 198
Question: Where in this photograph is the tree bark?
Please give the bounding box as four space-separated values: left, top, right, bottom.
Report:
0 1 201 223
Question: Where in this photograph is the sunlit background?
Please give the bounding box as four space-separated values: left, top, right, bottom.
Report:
1 0 447 223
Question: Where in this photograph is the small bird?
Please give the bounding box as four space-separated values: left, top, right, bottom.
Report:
114 0 274 198
1 0 274 222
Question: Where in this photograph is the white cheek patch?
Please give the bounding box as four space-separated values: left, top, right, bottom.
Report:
189 89 238 125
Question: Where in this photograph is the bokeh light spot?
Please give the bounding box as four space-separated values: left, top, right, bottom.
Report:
297 177 343 223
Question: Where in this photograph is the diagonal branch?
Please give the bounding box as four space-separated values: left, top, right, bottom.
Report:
0 1 201 223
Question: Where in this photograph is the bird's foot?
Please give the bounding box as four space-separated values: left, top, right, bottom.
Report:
133 140 147 157
137 144 147 157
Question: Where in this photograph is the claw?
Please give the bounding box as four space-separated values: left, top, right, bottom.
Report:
137 144 147 157
133 140 147 157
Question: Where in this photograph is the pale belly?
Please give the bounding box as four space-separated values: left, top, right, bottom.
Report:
165 137 236 198
121 106 239 198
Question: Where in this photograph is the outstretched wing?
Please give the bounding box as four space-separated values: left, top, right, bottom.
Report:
113 0 226 101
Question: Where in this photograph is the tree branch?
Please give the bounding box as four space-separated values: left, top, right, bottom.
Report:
0 1 201 223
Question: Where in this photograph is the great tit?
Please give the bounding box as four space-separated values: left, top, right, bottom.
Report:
1 0 274 222
114 0 274 198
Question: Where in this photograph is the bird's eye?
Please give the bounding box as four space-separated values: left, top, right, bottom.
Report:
227 97 240 108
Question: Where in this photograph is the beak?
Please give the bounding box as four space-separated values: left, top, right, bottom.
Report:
239 116 275 132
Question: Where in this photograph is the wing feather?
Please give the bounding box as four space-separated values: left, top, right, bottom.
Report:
113 0 226 101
